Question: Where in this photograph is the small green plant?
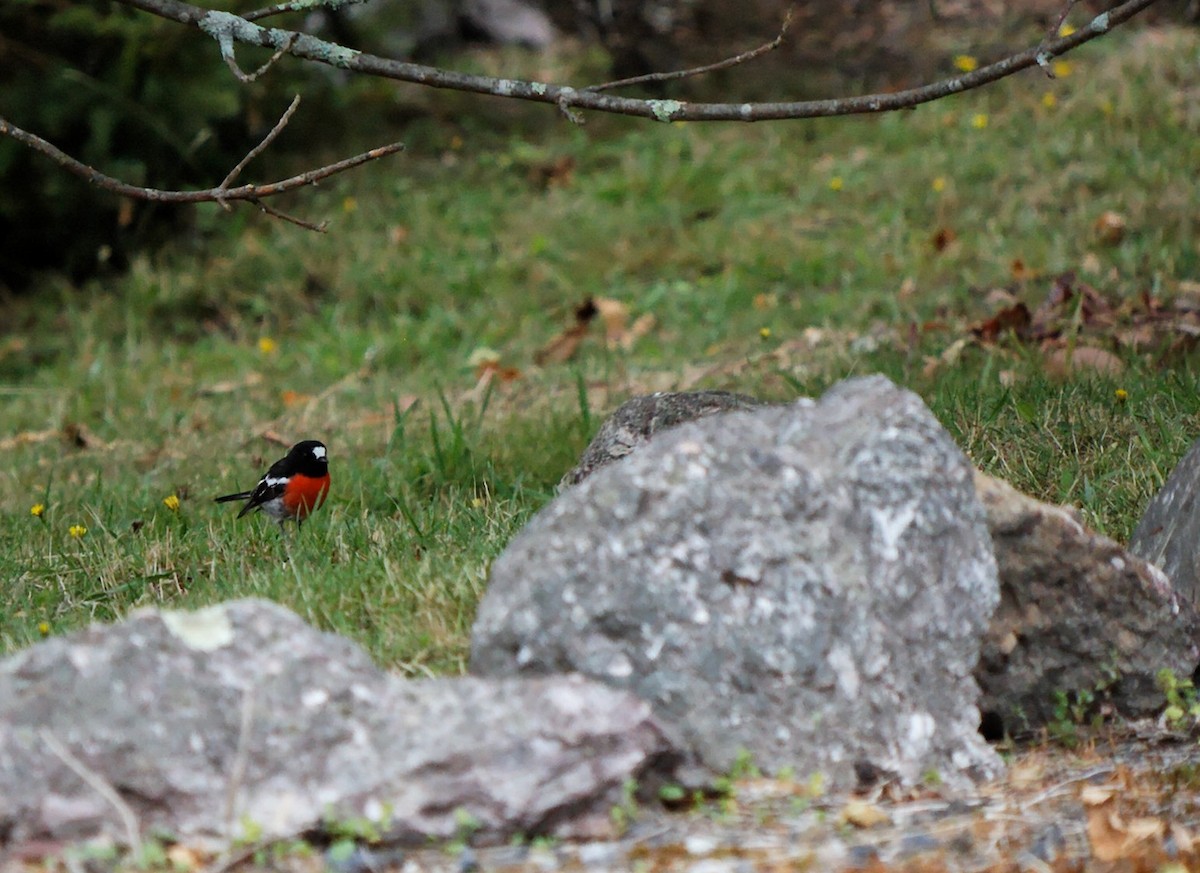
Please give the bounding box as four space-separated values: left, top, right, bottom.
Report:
609 777 639 836
1157 668 1200 730
1048 688 1096 746
729 748 762 780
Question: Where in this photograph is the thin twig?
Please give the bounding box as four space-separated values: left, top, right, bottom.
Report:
243 0 371 22
224 31 295 83
219 94 302 196
1020 765 1116 810
40 728 143 853
250 195 329 231
584 5 794 93
1037 0 1082 76
0 114 403 217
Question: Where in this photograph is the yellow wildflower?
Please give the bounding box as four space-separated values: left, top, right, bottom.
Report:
953 55 978 73
931 177 946 193
68 524 87 539
971 113 989 129
163 494 181 512
1115 388 1129 403
1052 60 1073 78
829 176 844 191
30 503 45 518
342 196 358 213
257 337 277 355
1042 92 1058 109
759 327 772 340
37 621 51 637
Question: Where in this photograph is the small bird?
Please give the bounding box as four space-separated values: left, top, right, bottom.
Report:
215 440 330 529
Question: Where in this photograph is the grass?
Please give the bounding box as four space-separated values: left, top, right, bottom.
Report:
2 25 1199 671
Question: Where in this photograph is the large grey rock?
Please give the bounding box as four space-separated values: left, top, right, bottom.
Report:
562 390 765 487
472 376 1002 789
976 473 1200 735
0 600 686 847
1131 437 1200 608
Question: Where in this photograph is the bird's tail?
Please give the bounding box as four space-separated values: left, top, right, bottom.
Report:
214 491 253 503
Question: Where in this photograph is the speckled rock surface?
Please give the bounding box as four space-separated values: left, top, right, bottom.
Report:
1131 435 1200 608
0 600 685 846
560 390 765 488
472 375 1002 789
976 473 1200 735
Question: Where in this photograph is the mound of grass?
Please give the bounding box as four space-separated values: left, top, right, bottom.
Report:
1 25 1198 669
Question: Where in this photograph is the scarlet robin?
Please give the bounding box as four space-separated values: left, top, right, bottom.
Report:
215 440 330 529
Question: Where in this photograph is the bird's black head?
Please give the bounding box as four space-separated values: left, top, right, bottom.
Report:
288 440 328 477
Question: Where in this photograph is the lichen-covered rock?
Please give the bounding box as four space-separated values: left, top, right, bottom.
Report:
561 390 764 488
473 376 1002 789
0 600 685 847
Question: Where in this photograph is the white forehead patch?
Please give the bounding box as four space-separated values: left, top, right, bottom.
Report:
312 445 327 460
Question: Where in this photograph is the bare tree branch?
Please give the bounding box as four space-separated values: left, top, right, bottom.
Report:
217 94 300 196
242 0 372 23
112 0 1159 122
222 31 295 82
0 0 1158 231
1038 0 1083 76
583 5 795 93
0 114 403 222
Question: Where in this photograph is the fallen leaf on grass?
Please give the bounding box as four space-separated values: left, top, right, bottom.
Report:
931 227 958 252
527 154 576 189
1010 258 1037 281
258 430 290 448
534 298 598 365
1043 345 1125 377
198 373 263 396
971 302 1031 342
922 336 972 378
1094 210 1128 246
534 323 590 365
0 428 59 451
281 390 314 407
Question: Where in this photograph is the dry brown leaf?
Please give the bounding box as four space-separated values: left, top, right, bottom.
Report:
1171 822 1195 854
198 373 263 396
1081 252 1103 275
971 302 1031 342
1010 258 1036 281
258 430 290 448
1080 784 1117 806
281 390 314 407
534 323 589 365
527 154 576 189
1008 759 1045 789
535 299 599 365
593 297 630 348
839 800 890 829
753 292 779 311
622 313 657 351
1043 345 1125 378
0 428 59 451
931 227 958 252
897 277 917 300
1094 210 1128 246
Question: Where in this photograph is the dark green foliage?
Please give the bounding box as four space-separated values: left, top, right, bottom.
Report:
0 0 339 288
